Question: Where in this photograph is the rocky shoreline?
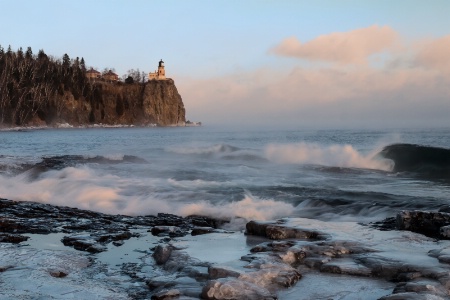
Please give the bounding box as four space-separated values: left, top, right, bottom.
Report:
2 198 450 299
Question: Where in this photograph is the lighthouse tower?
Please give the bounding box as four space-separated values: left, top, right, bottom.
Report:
149 59 166 80
157 59 166 79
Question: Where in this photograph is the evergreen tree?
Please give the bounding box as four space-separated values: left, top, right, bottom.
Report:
37 49 47 60
6 45 12 57
25 47 33 60
73 57 80 69
17 47 24 59
62 53 70 68
80 57 86 72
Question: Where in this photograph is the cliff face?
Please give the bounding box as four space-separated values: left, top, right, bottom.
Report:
20 79 185 127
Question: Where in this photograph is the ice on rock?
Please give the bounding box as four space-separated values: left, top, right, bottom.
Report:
379 292 446 300
150 288 181 300
0 243 129 299
208 265 242 279
202 279 275 300
239 267 301 289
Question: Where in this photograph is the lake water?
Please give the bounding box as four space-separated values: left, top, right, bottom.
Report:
1 126 449 228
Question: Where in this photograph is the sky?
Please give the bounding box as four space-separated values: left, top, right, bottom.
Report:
1 0 449 129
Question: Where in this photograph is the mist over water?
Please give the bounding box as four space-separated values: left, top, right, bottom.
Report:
264 142 393 171
0 127 449 227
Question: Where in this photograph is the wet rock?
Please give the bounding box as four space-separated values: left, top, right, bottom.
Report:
146 277 177 291
153 244 173 265
437 255 450 264
155 213 185 226
379 292 446 300
0 198 224 243
61 234 107 253
191 227 233 236
148 248 211 298
250 243 272 253
320 259 372 277
304 256 332 269
439 205 450 213
202 279 276 300
279 247 307 264
396 272 423 281
370 217 397 231
355 256 414 280
49 269 68 278
187 215 228 229
0 217 52 234
402 280 447 296
0 265 13 272
246 220 322 240
151 226 185 237
440 225 450 238
251 241 297 253
397 210 450 239
0 233 29 243
191 227 215 236
151 289 180 300
113 240 125 247
239 267 301 288
183 265 209 280
208 265 241 279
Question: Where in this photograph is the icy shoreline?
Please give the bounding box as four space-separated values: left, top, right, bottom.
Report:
1 199 450 299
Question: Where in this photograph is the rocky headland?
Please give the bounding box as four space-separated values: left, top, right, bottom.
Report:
4 80 186 128
2 198 450 299
0 46 186 128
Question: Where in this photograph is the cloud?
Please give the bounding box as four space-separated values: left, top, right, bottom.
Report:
179 64 449 128
270 25 399 65
178 27 450 129
414 35 450 71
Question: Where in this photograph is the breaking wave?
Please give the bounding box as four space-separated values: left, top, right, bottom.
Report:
178 192 294 224
264 143 393 171
0 154 148 178
379 143 450 179
0 166 294 227
168 144 266 162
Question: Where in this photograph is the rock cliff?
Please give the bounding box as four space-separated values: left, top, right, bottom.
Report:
33 79 186 127
0 46 186 127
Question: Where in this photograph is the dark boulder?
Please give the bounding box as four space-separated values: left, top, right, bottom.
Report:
153 244 173 265
397 210 450 239
0 233 29 243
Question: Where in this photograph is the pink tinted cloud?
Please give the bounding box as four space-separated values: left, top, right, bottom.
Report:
179 63 449 128
271 25 399 65
178 27 449 128
415 35 450 70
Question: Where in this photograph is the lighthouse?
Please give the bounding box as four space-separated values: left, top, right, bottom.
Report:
148 59 166 80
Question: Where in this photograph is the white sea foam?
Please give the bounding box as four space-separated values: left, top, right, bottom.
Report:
264 142 393 171
176 192 294 223
0 167 293 226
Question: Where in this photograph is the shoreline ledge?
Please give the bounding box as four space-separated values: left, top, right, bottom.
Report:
2 198 450 299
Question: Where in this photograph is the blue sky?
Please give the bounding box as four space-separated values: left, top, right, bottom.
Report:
1 1 450 128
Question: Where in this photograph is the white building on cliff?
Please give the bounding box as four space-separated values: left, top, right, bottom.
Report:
148 59 166 80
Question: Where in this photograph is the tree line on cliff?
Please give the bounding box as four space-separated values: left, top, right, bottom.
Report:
0 45 92 125
0 45 154 126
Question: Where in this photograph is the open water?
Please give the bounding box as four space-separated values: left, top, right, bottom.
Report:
0 126 449 228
